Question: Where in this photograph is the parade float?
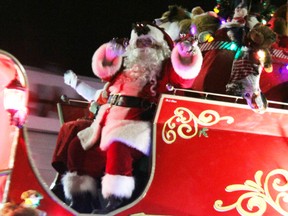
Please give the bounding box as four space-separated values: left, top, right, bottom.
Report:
0 39 287 215
0 2 288 215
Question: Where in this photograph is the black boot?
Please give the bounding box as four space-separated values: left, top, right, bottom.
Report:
51 182 66 202
61 172 100 213
92 196 124 214
69 192 99 213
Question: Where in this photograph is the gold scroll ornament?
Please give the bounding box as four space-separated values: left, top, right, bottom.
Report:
162 107 234 144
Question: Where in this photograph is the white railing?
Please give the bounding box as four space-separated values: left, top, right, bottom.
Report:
170 88 288 110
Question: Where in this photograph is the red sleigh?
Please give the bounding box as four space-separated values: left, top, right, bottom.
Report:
3 93 288 215
1 44 288 216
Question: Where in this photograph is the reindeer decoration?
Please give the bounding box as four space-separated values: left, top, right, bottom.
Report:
154 5 191 41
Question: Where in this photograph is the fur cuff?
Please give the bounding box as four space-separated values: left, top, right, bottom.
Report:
61 172 97 199
102 174 135 199
171 45 203 79
91 43 123 80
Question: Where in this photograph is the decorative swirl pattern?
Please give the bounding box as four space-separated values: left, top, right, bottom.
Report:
214 169 288 215
162 107 234 144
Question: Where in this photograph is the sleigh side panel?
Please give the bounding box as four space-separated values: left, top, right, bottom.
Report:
117 93 288 216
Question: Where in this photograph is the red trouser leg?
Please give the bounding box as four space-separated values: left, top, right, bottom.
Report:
52 119 92 174
105 141 144 176
67 136 107 179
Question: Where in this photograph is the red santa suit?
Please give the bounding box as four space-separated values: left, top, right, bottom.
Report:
260 38 288 102
75 23 203 205
261 6 288 103
51 71 106 213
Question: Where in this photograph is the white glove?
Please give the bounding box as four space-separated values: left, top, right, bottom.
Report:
105 38 127 61
176 34 198 58
64 70 78 89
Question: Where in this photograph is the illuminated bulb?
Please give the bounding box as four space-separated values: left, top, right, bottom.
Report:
202 34 210 42
230 42 237 51
166 83 174 91
190 25 197 35
208 36 214 43
4 89 25 112
261 19 267 25
257 50 266 59
280 64 288 73
214 7 220 14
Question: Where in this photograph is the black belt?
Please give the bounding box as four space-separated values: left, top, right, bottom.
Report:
107 94 153 109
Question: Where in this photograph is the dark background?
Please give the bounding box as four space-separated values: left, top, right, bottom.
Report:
0 0 285 77
0 0 215 77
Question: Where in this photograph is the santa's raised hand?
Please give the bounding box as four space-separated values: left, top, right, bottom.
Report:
105 37 128 61
64 70 78 88
175 33 199 58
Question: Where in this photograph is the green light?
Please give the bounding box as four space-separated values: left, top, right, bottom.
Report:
261 19 267 25
234 49 242 59
219 42 239 51
229 42 238 51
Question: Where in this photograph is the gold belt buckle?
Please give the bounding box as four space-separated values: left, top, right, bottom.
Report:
109 94 120 106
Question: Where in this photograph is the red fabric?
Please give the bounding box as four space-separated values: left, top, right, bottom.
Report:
52 119 96 173
105 141 144 176
52 119 107 179
260 37 288 102
260 43 288 102
277 36 288 49
191 28 235 94
76 40 200 198
232 17 246 25
0 176 7 203
67 136 106 179
192 49 235 94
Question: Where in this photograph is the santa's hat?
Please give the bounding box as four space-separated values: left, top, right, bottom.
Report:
129 22 174 50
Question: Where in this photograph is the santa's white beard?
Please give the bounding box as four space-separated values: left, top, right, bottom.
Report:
124 47 164 72
122 47 165 95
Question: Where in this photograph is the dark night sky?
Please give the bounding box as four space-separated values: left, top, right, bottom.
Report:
0 0 216 77
0 0 285 77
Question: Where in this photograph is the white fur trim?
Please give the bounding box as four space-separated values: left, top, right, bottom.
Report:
102 174 135 199
78 121 101 150
78 125 98 150
77 106 107 150
171 45 203 79
100 120 152 155
78 105 152 154
61 172 97 199
91 43 122 79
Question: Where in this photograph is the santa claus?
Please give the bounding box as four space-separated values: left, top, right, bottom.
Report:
62 22 203 213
